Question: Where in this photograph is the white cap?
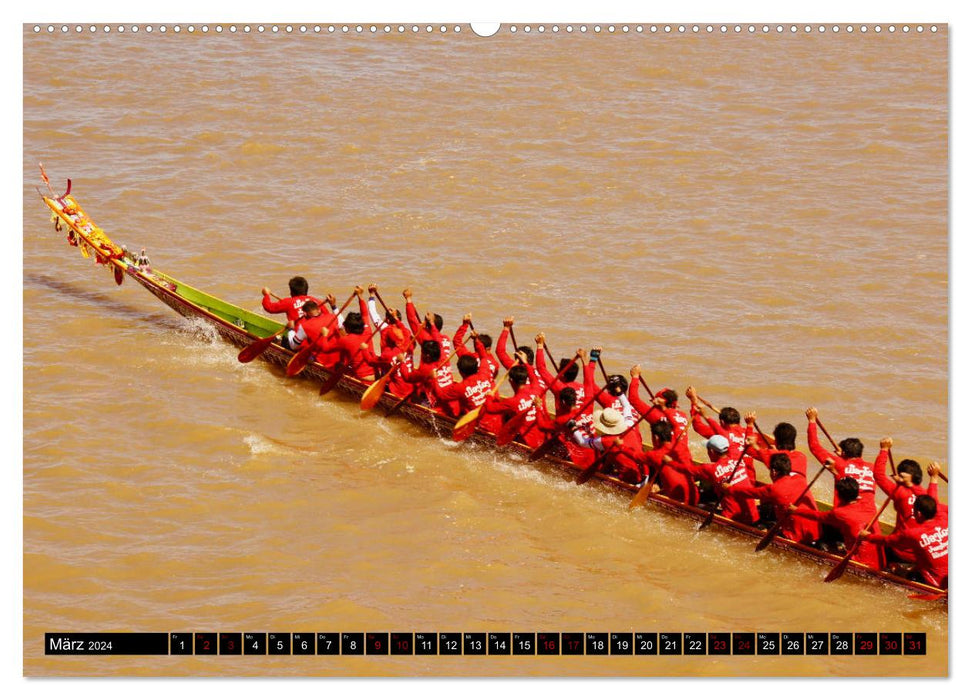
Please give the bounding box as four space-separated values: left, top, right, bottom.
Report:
705 434 731 454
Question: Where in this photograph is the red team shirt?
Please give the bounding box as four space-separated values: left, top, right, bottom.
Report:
262 293 322 323
807 423 877 514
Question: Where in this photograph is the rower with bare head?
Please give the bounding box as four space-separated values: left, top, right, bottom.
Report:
402 288 453 404
685 385 754 481
452 312 500 379
806 406 877 519
261 275 330 349
480 354 545 447
628 366 691 473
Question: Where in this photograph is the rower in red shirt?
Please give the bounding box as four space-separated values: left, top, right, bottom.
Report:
535 334 586 418
806 407 877 516
629 369 690 468
685 386 754 481
261 276 321 325
453 314 499 379
532 387 597 468
362 285 414 397
430 354 495 418
397 340 454 412
480 361 544 447
494 318 546 395
631 421 697 502
862 493 948 589
872 437 933 530
291 300 334 351
580 349 634 424
790 477 884 569
668 434 758 524
743 414 820 519
403 288 453 400
723 453 821 543
313 287 379 381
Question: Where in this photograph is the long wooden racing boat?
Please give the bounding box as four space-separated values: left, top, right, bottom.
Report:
37 175 947 601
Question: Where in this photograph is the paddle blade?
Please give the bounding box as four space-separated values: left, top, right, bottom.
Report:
452 407 483 442
628 477 654 511
286 346 312 376
576 454 605 485
496 411 529 447
360 371 393 411
113 265 124 286
699 507 717 530
824 555 853 583
529 436 559 462
755 522 783 552
319 366 345 395
238 334 277 363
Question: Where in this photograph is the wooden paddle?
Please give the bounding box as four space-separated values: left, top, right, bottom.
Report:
628 423 687 510
823 495 893 583
696 394 718 412
452 368 512 442
638 375 656 401
576 411 651 486
753 421 774 448
237 326 287 363
755 462 829 551
495 352 581 447
699 444 751 530
285 292 356 377
815 416 840 451
385 387 420 419
360 364 396 410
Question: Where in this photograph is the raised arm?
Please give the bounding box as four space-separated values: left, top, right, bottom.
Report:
805 407 837 466
495 317 515 369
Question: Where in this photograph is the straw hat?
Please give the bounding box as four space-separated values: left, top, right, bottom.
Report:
592 408 626 435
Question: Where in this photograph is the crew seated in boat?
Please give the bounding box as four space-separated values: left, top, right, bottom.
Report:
533 387 597 468
665 434 758 524
261 276 322 330
430 354 494 418
720 453 821 543
569 406 643 484
403 289 453 401
453 314 500 379
313 310 379 382
685 387 754 482
479 361 545 447
535 335 586 412
629 372 691 473
745 415 820 527
790 476 884 568
639 421 698 504
862 483 948 589
290 300 329 349
398 340 452 410
807 407 877 518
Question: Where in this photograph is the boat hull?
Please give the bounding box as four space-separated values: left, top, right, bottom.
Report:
41 192 947 600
